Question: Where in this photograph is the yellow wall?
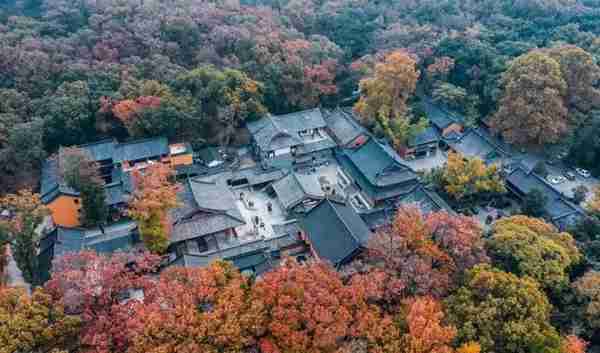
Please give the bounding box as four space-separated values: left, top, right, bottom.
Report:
47 195 81 228
170 153 193 167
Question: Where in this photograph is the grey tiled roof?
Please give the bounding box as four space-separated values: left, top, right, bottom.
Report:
300 199 371 266
409 126 440 147
359 185 453 230
113 137 169 163
41 137 172 204
449 128 510 162
340 137 418 188
177 247 272 275
189 178 239 213
171 214 244 243
37 220 141 282
322 108 367 146
247 109 327 152
76 139 117 161
397 185 454 214
40 158 79 203
421 98 464 130
506 167 584 221
295 138 337 155
104 169 133 206
194 166 286 188
170 222 303 272
271 173 325 210
170 177 246 243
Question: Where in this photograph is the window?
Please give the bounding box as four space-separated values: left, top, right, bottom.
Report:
196 238 208 253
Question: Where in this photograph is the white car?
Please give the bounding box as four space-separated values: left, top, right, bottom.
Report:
575 168 591 178
546 175 566 184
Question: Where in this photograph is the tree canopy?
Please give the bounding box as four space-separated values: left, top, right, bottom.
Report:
487 216 581 293
446 264 563 353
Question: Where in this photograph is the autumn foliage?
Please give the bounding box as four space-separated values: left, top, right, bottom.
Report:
112 96 161 132
354 50 425 148
446 264 562 353
44 251 160 353
490 51 568 146
253 261 399 353
438 152 505 202
368 206 488 300
128 163 180 253
487 216 581 293
0 286 80 353
126 261 263 353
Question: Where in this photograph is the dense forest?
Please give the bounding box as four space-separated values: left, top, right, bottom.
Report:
2 0 600 191
2 1 600 352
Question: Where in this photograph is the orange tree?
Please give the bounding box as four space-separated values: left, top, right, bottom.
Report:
250 260 404 353
368 206 488 301
128 163 180 253
126 261 266 353
354 50 426 148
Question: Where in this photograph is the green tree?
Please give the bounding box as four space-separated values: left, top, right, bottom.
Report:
0 119 46 193
572 185 589 205
38 81 98 151
174 65 267 144
533 161 549 178
487 216 581 293
446 264 562 353
569 214 600 270
59 147 107 227
567 111 600 177
522 188 548 218
490 51 568 146
0 190 49 286
431 82 480 126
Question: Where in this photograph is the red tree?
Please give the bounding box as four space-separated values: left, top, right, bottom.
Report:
252 260 400 353
368 206 488 300
561 335 587 353
112 96 161 134
44 251 160 353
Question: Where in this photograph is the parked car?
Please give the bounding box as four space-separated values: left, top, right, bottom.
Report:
546 175 566 184
575 168 591 178
546 175 559 184
563 170 576 181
